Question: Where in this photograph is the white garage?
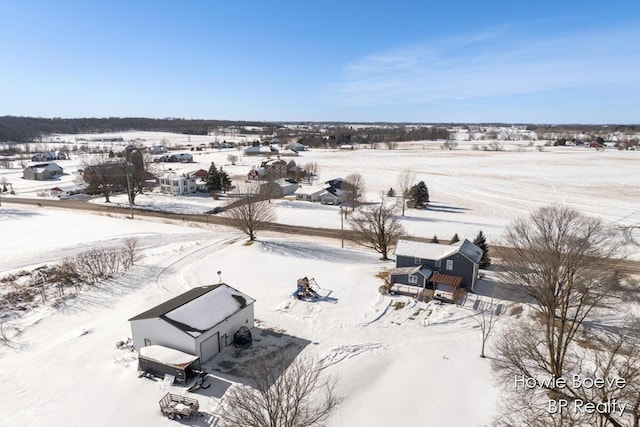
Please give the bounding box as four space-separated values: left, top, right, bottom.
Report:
129 283 255 363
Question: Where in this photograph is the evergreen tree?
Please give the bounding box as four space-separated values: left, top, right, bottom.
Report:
430 235 439 243
386 187 396 197
206 162 222 193
408 181 429 209
473 230 491 268
219 169 232 193
450 233 460 244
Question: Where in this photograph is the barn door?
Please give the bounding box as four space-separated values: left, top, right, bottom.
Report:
200 332 220 362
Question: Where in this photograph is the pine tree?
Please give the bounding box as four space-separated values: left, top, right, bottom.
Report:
206 162 222 193
473 230 491 268
408 181 429 209
450 233 460 244
387 187 396 197
219 169 232 193
431 235 439 243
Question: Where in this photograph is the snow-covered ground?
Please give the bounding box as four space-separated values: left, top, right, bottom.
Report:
1 132 639 426
3 132 638 246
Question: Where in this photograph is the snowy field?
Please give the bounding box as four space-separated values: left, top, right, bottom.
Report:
1 131 639 426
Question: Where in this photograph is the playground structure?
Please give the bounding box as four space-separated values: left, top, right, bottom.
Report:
293 277 320 300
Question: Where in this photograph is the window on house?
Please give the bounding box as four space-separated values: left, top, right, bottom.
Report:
408 275 418 284
144 338 151 346
414 257 421 265
446 260 454 270
435 260 441 268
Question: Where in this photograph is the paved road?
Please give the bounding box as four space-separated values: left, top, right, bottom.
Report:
4 196 640 275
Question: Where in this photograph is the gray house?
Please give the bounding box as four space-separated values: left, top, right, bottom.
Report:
390 239 483 294
22 163 64 180
129 284 255 363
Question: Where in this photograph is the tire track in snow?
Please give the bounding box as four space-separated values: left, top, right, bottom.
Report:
154 235 241 293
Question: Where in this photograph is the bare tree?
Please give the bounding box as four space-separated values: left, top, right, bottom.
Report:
221 353 342 427
397 169 415 216
492 206 628 426
343 173 365 211
225 182 275 241
501 205 623 379
347 195 404 260
227 154 238 165
384 140 398 150
301 162 319 184
472 297 500 358
440 140 458 150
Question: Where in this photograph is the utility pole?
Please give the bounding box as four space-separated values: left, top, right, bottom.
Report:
340 205 344 248
125 160 134 219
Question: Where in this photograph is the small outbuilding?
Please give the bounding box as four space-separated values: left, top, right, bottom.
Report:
129 284 255 363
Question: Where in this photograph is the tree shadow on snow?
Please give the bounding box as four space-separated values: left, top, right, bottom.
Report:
426 201 471 213
472 274 534 305
0 208 42 220
258 239 375 264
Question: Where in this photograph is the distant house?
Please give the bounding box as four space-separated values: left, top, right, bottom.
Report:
247 159 299 181
294 181 343 205
23 163 64 180
244 145 279 156
259 178 300 197
128 283 255 363
158 172 197 195
390 239 483 297
49 184 85 197
169 153 193 163
287 142 307 152
190 169 208 180
148 146 168 155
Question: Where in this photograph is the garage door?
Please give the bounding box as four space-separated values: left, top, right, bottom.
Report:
200 332 220 362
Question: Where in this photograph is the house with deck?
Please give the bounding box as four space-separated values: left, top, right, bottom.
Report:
390 239 483 300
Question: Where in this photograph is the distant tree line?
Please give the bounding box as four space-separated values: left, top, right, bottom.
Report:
0 116 279 142
283 126 451 148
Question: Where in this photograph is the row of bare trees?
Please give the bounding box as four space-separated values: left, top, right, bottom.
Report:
50 238 142 293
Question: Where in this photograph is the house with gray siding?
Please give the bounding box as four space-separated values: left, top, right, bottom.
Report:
129 284 255 363
390 239 483 293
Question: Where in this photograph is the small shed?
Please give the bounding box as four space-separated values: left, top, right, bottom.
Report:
138 345 202 383
129 284 255 363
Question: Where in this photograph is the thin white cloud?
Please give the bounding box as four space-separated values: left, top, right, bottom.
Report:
330 26 640 106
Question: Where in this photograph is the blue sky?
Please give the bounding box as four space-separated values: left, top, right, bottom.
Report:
1 1 639 123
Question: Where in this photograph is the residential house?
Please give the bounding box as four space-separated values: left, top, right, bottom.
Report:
390 239 483 297
158 172 197 195
23 163 64 180
293 180 343 205
148 146 168 155
244 145 279 156
128 284 255 363
247 159 299 181
259 178 300 197
286 142 307 152
169 153 193 163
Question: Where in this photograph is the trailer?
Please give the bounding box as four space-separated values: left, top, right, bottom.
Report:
159 393 200 420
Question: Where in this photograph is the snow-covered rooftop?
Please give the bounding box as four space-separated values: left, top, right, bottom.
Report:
394 240 459 260
163 284 255 336
139 344 199 366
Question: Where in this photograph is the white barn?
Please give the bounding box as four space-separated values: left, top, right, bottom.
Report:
128 284 255 363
